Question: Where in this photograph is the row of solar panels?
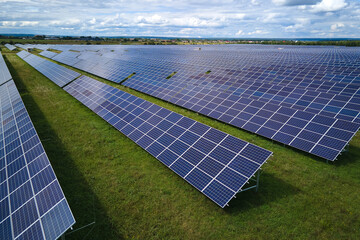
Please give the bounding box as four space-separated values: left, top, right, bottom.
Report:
49 45 360 86
123 76 359 161
16 51 273 208
0 53 12 86
44 46 360 87
17 51 80 88
36 47 360 161
125 69 360 122
4 44 16 51
0 52 75 239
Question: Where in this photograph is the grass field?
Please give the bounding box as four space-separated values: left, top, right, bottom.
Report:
1 46 360 240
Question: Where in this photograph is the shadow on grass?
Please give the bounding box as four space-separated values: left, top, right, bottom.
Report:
333 143 360 166
5 54 124 240
225 172 300 214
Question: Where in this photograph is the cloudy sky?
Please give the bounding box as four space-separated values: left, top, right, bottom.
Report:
1 0 359 38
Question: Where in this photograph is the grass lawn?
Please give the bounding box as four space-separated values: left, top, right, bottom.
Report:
1 46 360 240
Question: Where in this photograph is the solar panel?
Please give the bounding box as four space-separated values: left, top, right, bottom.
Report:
4 44 16 51
52 51 81 66
16 50 31 59
0 80 75 239
39 50 58 59
63 76 273 208
0 53 12 86
17 52 80 88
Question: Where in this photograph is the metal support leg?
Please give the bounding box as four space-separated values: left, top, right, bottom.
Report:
256 170 260 192
241 170 261 192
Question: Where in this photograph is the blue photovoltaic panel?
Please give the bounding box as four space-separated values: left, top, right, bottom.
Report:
0 53 12 86
63 76 272 208
51 51 81 66
39 50 58 59
0 80 75 239
16 50 31 59
16 52 80 88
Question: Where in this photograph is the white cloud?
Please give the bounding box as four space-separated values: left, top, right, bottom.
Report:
285 18 310 31
50 19 81 27
137 14 166 25
89 18 96 24
248 29 269 35
0 0 359 37
251 0 260 6
19 21 39 27
235 30 244 35
234 13 246 19
1 21 18 27
0 21 39 27
262 13 281 23
273 0 320 6
330 23 344 31
311 0 347 12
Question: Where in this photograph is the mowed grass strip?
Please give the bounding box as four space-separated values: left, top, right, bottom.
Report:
2 47 360 240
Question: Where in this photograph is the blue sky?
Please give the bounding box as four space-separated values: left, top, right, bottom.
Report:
1 0 359 38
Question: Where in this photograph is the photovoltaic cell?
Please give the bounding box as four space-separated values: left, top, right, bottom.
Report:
0 80 75 239
63 76 273 208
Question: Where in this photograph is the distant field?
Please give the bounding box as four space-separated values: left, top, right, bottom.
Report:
1 46 360 240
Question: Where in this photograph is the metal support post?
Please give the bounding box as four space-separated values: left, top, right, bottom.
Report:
256 170 260 192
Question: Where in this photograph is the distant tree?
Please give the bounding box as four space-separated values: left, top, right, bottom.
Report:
33 35 45 40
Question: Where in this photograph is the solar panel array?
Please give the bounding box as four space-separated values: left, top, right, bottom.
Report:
16 51 80 87
0 80 75 239
63 76 273 207
4 44 16 51
0 53 12 86
40 44 360 161
52 51 81 67
16 50 31 59
39 50 58 59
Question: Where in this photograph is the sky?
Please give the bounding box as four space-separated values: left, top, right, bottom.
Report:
1 0 360 38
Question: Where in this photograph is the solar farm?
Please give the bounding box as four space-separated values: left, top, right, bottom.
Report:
1 44 360 239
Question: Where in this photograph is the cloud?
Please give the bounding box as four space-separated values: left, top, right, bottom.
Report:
235 30 244 35
284 17 310 31
272 0 320 6
311 0 347 12
234 14 246 20
89 18 96 25
0 0 359 37
248 29 269 35
262 13 282 23
0 21 39 27
137 14 166 25
330 23 344 31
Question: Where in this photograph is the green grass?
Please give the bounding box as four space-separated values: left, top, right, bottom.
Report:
2 46 360 240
